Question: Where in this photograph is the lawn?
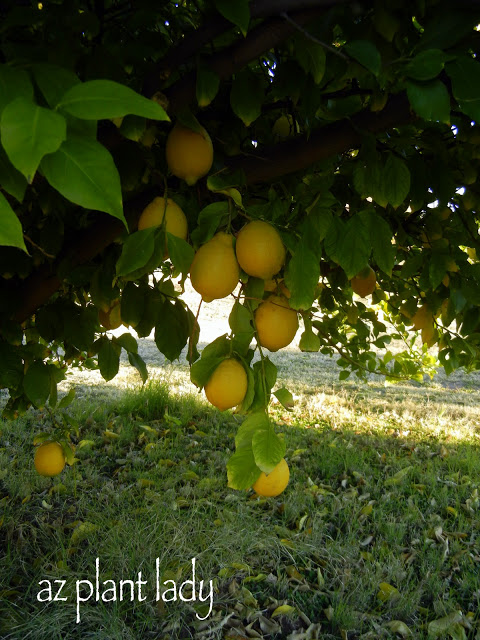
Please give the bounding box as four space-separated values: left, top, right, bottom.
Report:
1 340 480 639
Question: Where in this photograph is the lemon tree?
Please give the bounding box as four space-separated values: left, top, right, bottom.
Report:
1 1 480 491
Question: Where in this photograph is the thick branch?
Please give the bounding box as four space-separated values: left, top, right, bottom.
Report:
227 93 414 183
13 189 156 324
144 0 352 96
163 5 334 113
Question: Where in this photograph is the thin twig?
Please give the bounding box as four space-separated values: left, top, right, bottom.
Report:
24 235 55 259
280 11 349 60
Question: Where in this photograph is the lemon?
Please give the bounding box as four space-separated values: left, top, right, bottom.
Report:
235 220 286 280
204 358 248 411
255 294 298 352
350 265 376 297
137 196 188 239
166 122 213 185
272 114 298 139
34 442 66 477
190 232 240 302
253 458 289 497
98 300 122 330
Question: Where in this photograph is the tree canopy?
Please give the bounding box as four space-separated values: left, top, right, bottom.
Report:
1 0 480 485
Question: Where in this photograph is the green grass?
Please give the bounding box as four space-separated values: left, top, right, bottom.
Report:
1 374 480 639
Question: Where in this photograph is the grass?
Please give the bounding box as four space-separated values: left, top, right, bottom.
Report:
1 365 480 639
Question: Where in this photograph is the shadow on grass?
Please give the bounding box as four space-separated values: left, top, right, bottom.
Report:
1 377 480 640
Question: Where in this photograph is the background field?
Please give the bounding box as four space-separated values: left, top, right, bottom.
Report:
1 286 480 640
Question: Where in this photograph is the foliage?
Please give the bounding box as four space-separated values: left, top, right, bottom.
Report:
1 0 480 485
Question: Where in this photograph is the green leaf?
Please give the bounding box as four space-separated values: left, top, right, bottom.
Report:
429 250 451 290
41 136 126 226
405 49 447 81
383 154 411 209
31 63 81 108
190 201 230 247
345 40 381 75
196 66 220 108
238 364 255 413
299 328 321 352
1 98 66 182
252 423 286 473
354 156 387 207
294 34 326 84
98 338 121 381
236 411 269 449
334 215 371 279
230 68 264 127
190 354 226 389
446 57 480 115
273 387 295 411
128 351 148 384
358 211 395 275
58 388 76 410
23 361 51 408
155 300 189 361
406 79 450 123
0 145 27 202
167 233 194 275
0 64 33 117
427 611 464 640
57 79 170 121
285 243 320 311
0 192 27 252
227 447 261 491
113 332 138 353
229 301 254 348
116 228 156 277
121 282 145 328
214 0 250 36
0 341 23 389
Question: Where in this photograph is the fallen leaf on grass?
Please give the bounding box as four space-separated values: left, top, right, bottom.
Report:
377 582 400 603
385 620 412 637
427 611 466 639
385 466 413 486
271 604 296 618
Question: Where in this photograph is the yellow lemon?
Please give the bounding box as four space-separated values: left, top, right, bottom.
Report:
166 122 213 185
253 458 290 497
272 114 299 139
255 294 298 352
235 220 286 280
34 442 66 477
190 232 240 302
204 358 248 411
137 196 188 239
350 265 376 297
99 300 122 330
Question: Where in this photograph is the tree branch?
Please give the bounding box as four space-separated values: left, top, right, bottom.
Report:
226 92 414 183
162 5 340 113
144 0 352 96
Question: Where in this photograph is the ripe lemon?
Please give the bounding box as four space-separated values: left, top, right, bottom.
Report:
350 265 376 297
253 458 290 497
166 122 213 185
190 232 240 302
204 358 248 411
235 220 286 280
272 114 299 139
137 197 188 240
34 441 66 477
255 294 298 352
99 300 122 330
